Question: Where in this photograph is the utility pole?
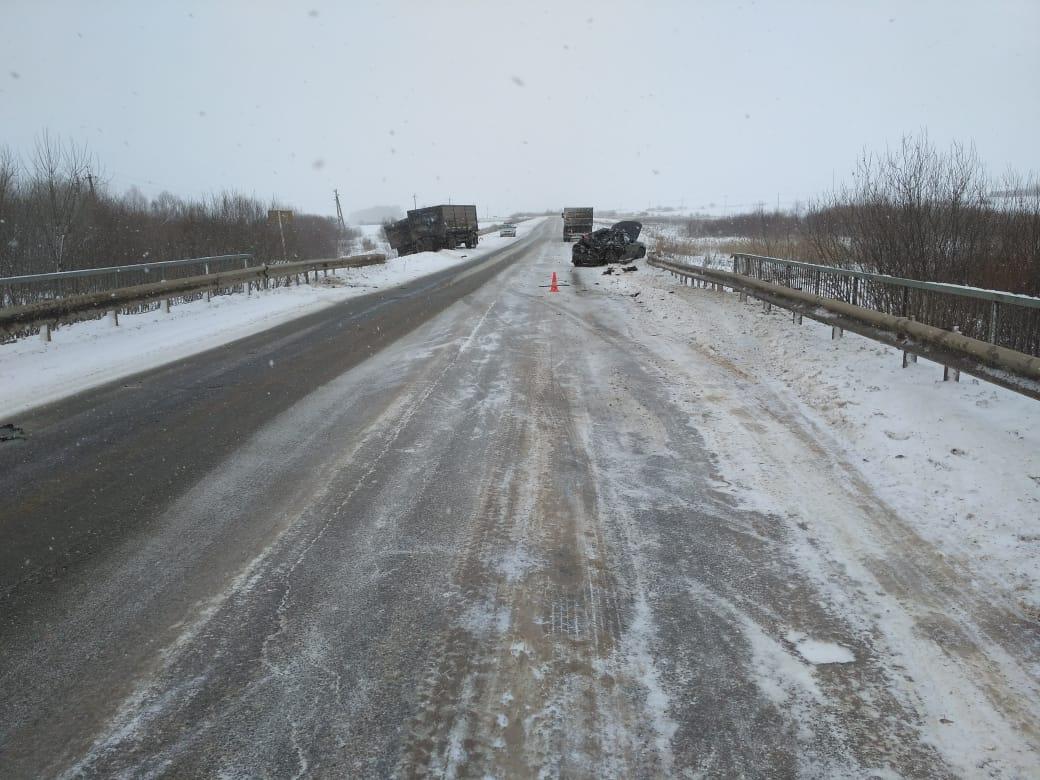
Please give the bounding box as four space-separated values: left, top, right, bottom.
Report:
85 173 96 198
334 188 346 233
277 211 287 263
268 209 293 263
412 193 417 210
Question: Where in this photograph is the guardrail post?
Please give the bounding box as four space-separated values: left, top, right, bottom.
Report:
109 309 119 327
944 326 961 382
762 300 772 313
739 291 747 303
831 325 843 339
40 323 51 343
902 316 918 367
988 301 999 343
162 298 170 314
792 310 802 325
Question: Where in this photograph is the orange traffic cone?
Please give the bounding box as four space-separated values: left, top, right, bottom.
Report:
549 271 560 293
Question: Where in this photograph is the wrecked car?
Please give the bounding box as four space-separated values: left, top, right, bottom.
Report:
571 220 647 266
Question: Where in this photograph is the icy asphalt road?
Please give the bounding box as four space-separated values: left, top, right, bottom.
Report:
1 221 1037 778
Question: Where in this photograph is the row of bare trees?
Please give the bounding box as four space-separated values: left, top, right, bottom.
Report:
805 136 1039 295
674 134 1040 295
0 133 345 279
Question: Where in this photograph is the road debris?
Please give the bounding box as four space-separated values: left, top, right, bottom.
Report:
0 423 25 442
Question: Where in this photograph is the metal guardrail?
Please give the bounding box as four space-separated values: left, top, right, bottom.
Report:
732 253 1040 357
649 254 1040 401
0 254 255 308
0 254 254 285
0 254 386 340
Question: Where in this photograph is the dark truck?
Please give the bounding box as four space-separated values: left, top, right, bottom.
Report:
384 204 479 257
562 207 594 241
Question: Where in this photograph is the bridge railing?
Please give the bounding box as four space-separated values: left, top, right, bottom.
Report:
732 253 1040 358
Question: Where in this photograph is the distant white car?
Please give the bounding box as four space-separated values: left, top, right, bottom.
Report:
499 223 517 237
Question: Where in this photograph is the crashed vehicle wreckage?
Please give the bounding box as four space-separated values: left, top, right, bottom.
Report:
571 220 647 266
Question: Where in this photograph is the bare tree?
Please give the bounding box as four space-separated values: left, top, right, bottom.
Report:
807 133 992 280
0 145 18 277
0 134 365 289
26 131 94 272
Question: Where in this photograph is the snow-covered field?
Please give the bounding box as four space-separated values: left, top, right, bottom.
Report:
603 264 1040 614
0 218 545 419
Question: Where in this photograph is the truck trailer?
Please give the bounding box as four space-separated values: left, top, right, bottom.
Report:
384 204 479 257
562 207 594 241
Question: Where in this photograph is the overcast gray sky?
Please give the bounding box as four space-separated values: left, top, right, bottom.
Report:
3 0 1038 219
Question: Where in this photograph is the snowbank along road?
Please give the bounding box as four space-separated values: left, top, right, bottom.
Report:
1 219 1037 778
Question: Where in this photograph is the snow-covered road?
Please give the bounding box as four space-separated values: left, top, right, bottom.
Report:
0 218 545 419
1 221 1036 777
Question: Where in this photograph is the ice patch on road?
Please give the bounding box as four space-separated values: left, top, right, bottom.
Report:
619 593 678 771
493 545 539 584
460 599 512 638
785 631 856 665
